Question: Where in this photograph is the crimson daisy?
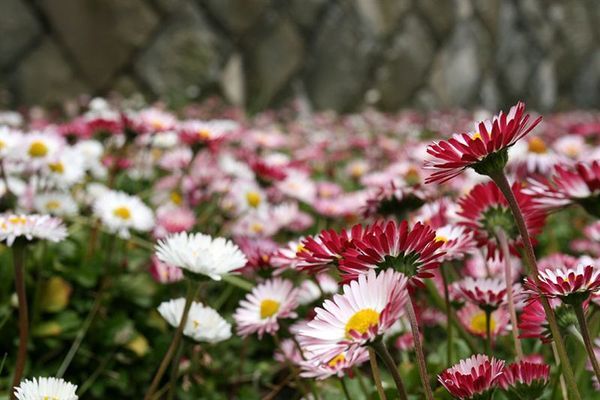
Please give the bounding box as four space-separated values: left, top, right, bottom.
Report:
517 297 564 343
438 354 505 400
525 160 600 217
457 181 546 254
338 220 445 287
425 101 542 183
524 264 600 303
457 277 507 309
498 360 550 400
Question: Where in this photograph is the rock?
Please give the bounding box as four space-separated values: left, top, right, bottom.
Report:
40 0 158 89
287 0 327 30
374 16 435 110
10 39 88 105
473 0 500 38
528 59 557 111
572 49 600 108
221 53 245 106
202 0 270 34
0 0 41 69
244 17 303 110
135 2 229 106
305 3 377 111
417 0 456 39
354 0 411 36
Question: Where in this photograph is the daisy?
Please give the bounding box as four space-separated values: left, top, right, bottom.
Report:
158 298 232 343
233 278 299 338
128 107 177 133
425 101 541 183
524 264 600 302
297 269 409 362
155 232 247 280
498 360 550 399
21 132 63 165
43 148 86 188
0 126 21 157
153 205 195 239
149 255 183 284
525 161 600 217
553 135 589 160
508 136 562 177
178 119 238 146
457 303 510 339
438 354 505 399
0 214 67 246
234 236 279 273
14 377 78 400
93 190 154 238
457 277 507 309
338 220 445 287
517 297 563 343
276 170 317 204
33 192 78 216
297 273 338 305
362 181 432 219
464 250 522 280
300 347 369 380
434 224 477 262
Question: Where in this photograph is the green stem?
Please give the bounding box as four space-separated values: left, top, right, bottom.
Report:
340 377 353 400
272 333 310 398
551 342 568 400
406 297 434 400
371 341 408 400
496 229 524 360
144 280 197 400
353 366 371 399
489 170 581 400
11 244 27 398
485 309 492 356
573 301 600 384
440 263 453 364
167 340 185 400
368 347 387 400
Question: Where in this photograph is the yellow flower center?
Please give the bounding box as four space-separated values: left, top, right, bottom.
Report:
250 222 264 234
113 206 132 220
193 320 201 329
45 200 61 210
471 132 482 141
246 191 262 208
565 145 579 157
170 191 182 205
260 299 280 319
345 308 380 338
48 162 64 174
328 353 346 368
43 396 59 400
470 311 496 335
528 137 547 154
198 129 212 139
8 216 27 224
350 164 365 178
151 119 167 130
435 235 448 243
0 140 5 149
28 141 48 157
405 167 421 185
296 243 305 253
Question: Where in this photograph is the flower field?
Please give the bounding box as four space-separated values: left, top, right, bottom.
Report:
0 99 599 399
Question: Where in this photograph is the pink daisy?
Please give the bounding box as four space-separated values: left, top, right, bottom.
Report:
438 354 505 399
498 360 550 399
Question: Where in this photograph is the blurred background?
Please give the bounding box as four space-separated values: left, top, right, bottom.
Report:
0 0 599 112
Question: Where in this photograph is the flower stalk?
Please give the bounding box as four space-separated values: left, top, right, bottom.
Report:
572 300 600 383
368 346 387 400
11 243 27 399
371 340 408 400
406 296 434 400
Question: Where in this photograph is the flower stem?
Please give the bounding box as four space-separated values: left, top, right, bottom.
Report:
353 366 371 399
489 171 581 400
11 244 27 398
340 377 353 400
406 297 434 400
551 342 568 400
573 301 600 384
145 280 197 400
166 340 185 400
485 309 492 356
440 263 454 364
371 341 408 400
496 229 524 360
368 347 387 400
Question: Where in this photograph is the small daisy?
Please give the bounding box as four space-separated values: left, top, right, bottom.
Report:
457 303 510 339
128 107 177 133
300 347 369 380
14 377 78 400
22 132 63 165
518 297 563 343
149 255 183 284
298 269 409 362
434 225 477 262
0 214 67 246
233 278 299 338
457 277 507 309
525 264 600 303
157 298 232 343
155 232 247 280
438 354 505 399
93 190 154 238
33 192 78 217
0 126 21 157
178 119 238 146
43 148 86 188
498 360 550 399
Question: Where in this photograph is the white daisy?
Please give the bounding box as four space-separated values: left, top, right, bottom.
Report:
43 148 86 187
93 190 154 238
14 377 77 400
158 298 232 343
0 126 22 157
0 214 67 246
155 232 247 280
22 132 63 165
34 192 78 216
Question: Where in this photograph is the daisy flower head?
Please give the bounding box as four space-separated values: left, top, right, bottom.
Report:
14 377 78 400
155 232 247 280
0 214 67 246
438 354 505 400
93 190 154 238
425 101 541 183
178 119 238 146
508 135 562 178
457 181 546 253
158 298 232 343
525 264 600 303
498 360 550 399
362 181 433 219
0 126 21 157
22 131 63 166
518 297 567 343
300 347 369 380
233 278 299 338
149 255 183 284
457 303 510 339
457 277 507 309
42 148 86 188
339 220 445 287
525 160 600 217
434 224 477 262
33 192 78 217
298 269 409 362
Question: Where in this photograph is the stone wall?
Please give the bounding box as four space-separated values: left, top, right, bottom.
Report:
1 0 599 112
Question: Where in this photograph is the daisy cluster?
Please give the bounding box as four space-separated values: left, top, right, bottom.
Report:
1 98 600 399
